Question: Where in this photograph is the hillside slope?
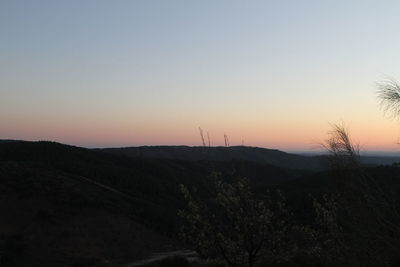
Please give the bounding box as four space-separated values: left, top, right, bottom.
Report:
0 162 179 267
98 145 323 170
0 141 311 266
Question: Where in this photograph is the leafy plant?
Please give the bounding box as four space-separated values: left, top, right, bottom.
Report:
179 174 297 267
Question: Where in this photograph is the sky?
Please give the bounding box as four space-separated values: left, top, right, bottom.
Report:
2 0 400 151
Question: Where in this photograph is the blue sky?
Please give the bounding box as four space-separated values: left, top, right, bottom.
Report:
2 0 400 150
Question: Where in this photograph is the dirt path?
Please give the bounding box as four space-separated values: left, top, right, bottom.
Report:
124 250 199 266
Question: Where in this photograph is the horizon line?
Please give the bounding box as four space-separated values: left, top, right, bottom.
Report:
2 138 400 156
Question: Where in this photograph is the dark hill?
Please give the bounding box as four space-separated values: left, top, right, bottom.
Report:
3 141 400 266
0 141 311 266
0 161 178 267
98 145 324 170
0 140 19 144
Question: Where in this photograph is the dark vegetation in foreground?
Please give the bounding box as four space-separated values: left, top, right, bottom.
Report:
179 125 400 266
1 139 400 266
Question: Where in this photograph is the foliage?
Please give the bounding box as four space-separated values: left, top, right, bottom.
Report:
179 174 300 267
323 123 360 171
312 194 346 266
322 123 400 266
377 78 400 119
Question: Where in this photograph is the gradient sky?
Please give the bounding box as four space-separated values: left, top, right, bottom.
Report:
2 0 400 150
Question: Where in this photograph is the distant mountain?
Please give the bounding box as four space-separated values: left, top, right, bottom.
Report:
0 141 185 266
299 151 400 166
98 146 400 170
98 146 324 171
0 141 312 266
2 141 400 265
360 156 400 166
0 139 20 144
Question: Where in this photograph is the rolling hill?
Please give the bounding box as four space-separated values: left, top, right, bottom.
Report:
0 141 313 266
2 140 400 266
98 145 324 170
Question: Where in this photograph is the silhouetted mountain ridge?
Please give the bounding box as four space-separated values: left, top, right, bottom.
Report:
98 145 324 170
0 141 313 265
2 140 400 266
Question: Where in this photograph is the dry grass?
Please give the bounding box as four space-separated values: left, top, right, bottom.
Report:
323 123 360 169
376 78 400 119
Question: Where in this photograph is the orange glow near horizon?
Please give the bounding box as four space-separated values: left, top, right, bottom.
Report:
4 1 400 152
2 111 400 152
